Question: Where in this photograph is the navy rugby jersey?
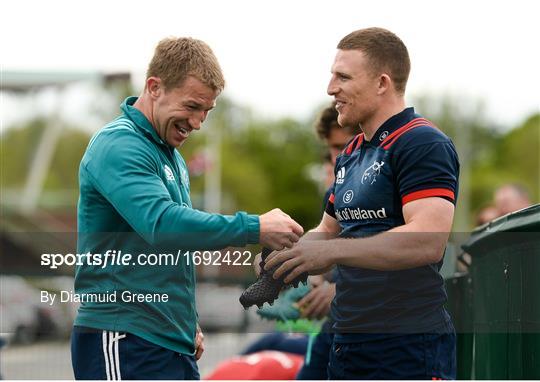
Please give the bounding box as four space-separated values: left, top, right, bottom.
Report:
325 107 459 338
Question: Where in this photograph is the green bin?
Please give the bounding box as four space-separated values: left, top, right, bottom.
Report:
445 273 474 380
462 204 540 379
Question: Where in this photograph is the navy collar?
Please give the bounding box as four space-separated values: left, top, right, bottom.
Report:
366 107 416 146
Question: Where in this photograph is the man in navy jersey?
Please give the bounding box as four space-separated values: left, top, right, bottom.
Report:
295 104 360 380
265 27 459 379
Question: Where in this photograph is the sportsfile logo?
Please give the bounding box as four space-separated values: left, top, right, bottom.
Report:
335 207 387 221
336 167 345 184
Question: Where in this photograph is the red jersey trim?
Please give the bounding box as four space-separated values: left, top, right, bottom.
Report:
380 118 430 146
382 120 437 150
402 188 455 205
343 133 364 155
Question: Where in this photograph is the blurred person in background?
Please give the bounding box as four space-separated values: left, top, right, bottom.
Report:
265 27 459 380
72 37 303 380
476 204 500 226
316 102 360 167
494 183 531 216
467 184 532 272
322 152 335 189
476 184 531 227
316 102 363 191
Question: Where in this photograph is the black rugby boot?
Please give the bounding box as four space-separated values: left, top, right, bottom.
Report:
239 247 308 309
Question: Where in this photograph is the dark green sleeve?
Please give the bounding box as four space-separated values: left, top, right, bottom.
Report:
83 131 259 248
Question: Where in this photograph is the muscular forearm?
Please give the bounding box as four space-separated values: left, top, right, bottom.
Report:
328 228 449 271
328 198 454 271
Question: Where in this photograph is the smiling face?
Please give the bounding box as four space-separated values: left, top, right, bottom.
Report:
327 49 380 129
150 76 219 147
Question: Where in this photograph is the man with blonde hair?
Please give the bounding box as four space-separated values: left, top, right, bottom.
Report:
72 37 303 380
265 28 459 379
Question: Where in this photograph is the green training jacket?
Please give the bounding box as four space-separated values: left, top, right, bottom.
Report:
75 96 260 354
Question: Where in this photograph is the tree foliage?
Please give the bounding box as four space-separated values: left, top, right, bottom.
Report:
414 93 538 227
1 94 537 229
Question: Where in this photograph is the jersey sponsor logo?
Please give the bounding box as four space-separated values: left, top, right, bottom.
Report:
164 165 175 181
336 167 346 184
335 207 387 221
361 160 385 185
343 189 354 203
379 131 389 141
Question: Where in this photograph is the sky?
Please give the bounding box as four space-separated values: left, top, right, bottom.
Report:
1 0 539 129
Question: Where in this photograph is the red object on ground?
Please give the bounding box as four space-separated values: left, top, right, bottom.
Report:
205 351 304 380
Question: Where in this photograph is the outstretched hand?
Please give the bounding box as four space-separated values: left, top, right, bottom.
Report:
259 209 304 250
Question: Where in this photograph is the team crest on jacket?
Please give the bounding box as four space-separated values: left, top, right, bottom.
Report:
163 165 175 181
361 160 385 185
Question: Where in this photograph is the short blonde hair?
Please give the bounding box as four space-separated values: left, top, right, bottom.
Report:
338 28 410 94
146 37 225 91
